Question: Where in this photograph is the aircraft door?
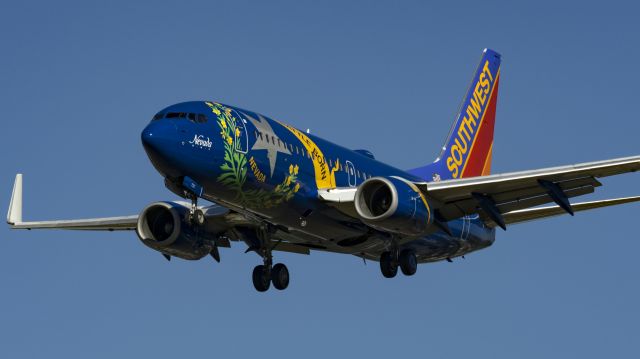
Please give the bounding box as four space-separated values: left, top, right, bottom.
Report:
346 160 356 187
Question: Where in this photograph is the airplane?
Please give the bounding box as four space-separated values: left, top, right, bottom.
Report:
7 48 640 292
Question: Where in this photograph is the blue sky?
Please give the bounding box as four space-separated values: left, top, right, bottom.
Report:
1 1 639 357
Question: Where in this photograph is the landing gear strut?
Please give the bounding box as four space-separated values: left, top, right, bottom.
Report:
251 225 290 292
380 248 417 278
186 192 205 226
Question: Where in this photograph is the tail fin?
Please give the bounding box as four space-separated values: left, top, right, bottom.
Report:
409 48 501 181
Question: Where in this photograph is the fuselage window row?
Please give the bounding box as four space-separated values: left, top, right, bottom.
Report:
249 130 372 179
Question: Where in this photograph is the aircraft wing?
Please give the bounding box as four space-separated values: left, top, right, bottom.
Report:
8 216 139 230
320 155 640 229
6 174 139 230
6 174 313 256
418 155 640 228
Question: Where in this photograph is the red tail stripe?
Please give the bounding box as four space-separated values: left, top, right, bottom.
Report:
460 76 500 178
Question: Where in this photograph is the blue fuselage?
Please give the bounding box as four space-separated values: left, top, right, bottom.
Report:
141 101 495 262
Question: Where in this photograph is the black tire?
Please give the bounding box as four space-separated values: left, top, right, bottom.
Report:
380 251 398 278
194 209 206 226
271 263 290 290
399 249 417 276
252 265 270 292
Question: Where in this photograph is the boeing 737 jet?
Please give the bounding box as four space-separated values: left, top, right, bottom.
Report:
7 49 640 291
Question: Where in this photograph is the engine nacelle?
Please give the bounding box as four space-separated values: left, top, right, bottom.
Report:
354 176 432 236
136 202 214 260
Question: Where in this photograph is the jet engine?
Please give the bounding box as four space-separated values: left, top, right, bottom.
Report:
354 176 432 236
136 202 215 260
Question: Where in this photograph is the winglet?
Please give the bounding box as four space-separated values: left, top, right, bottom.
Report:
7 174 23 225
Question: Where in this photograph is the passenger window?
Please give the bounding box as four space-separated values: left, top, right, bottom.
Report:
265 135 270 143
188 113 196 122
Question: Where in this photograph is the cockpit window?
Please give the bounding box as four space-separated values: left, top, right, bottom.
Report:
167 112 188 119
185 113 208 123
157 111 207 123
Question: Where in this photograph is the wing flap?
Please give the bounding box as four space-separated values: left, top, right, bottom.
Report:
484 196 640 227
437 182 597 220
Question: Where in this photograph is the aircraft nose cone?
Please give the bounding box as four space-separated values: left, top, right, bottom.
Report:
141 120 178 176
141 121 175 150
141 126 156 149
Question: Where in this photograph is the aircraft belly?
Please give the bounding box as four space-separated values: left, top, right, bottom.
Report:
408 220 496 263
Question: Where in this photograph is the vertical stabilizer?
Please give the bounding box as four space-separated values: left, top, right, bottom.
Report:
409 49 501 181
7 174 23 224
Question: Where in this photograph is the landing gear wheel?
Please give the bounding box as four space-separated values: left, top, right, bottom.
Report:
252 265 271 292
271 263 289 290
399 249 417 276
193 209 205 226
380 251 398 278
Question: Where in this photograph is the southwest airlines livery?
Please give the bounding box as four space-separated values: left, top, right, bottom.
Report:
8 49 640 292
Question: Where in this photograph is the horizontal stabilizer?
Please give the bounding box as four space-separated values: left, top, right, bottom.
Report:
484 196 640 228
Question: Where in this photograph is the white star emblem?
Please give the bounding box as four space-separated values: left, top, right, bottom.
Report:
243 112 291 177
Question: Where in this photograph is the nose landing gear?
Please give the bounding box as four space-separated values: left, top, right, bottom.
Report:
185 193 206 226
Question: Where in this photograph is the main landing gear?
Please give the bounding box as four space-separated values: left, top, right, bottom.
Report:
250 225 290 292
380 248 417 278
